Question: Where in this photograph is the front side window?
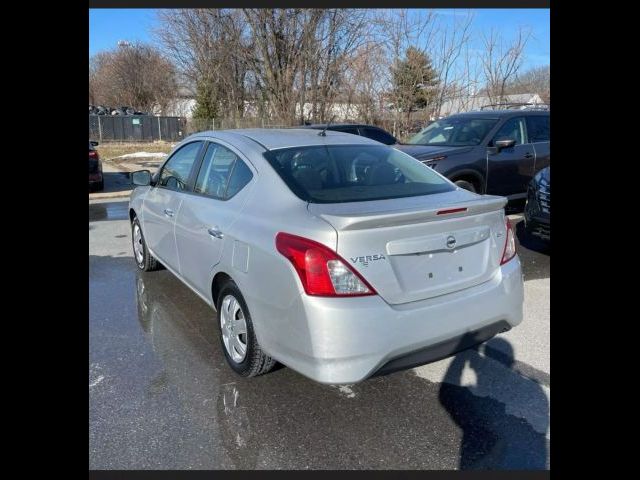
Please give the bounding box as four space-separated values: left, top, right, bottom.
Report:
407 117 499 146
526 115 550 143
159 141 203 191
194 143 253 199
264 144 454 204
492 117 527 146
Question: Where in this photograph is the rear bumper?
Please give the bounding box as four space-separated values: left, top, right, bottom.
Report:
373 320 512 377
260 257 524 384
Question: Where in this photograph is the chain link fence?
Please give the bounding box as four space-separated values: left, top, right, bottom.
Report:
182 117 296 136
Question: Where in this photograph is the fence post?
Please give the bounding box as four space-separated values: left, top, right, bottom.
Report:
212 118 215 131
98 116 102 142
158 116 162 141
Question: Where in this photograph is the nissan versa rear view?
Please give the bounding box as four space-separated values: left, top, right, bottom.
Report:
128 129 524 384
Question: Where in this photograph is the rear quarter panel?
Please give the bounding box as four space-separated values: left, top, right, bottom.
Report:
204 145 338 359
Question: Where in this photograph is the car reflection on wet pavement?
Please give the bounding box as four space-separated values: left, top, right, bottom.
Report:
89 200 549 470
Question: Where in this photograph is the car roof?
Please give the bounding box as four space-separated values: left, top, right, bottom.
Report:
190 128 380 150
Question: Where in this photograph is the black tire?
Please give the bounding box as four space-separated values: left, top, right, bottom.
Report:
95 179 104 191
131 217 161 272
454 179 477 193
216 279 276 377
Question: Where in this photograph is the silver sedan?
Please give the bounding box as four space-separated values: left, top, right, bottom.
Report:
129 128 523 384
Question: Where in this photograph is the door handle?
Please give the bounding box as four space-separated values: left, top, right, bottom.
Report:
164 208 174 217
208 227 224 239
524 152 534 159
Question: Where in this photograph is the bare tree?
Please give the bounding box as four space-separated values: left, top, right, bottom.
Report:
309 9 369 122
89 42 178 113
341 42 388 123
155 9 251 120
239 9 322 123
145 8 545 129
507 64 550 103
480 27 531 104
431 11 474 117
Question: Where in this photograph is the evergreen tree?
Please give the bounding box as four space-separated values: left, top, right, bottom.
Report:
392 47 439 120
192 79 220 120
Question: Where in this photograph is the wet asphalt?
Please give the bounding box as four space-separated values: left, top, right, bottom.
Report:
89 199 550 470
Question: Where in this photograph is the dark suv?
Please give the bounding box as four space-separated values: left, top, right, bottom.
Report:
524 166 550 240
395 108 550 199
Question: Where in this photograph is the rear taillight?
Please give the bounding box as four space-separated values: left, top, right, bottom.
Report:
89 150 99 159
275 232 376 297
500 218 517 265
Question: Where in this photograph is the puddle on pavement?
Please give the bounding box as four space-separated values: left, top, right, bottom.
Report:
90 265 549 469
89 201 129 222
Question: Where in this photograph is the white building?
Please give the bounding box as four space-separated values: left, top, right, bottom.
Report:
438 93 545 117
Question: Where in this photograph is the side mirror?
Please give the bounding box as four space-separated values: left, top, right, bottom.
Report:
90 140 99 147
131 170 151 187
494 138 516 152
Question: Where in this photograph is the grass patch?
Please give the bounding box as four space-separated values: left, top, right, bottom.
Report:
97 142 174 161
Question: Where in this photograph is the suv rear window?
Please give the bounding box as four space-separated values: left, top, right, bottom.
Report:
264 145 454 204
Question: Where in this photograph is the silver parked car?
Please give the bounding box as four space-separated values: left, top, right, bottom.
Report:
129 129 523 384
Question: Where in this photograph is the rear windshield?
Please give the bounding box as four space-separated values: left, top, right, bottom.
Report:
263 145 454 204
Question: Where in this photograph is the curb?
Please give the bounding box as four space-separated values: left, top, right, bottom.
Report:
104 158 165 173
89 190 132 200
103 160 141 173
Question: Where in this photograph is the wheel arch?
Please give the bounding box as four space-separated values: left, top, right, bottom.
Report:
447 168 486 193
211 271 233 309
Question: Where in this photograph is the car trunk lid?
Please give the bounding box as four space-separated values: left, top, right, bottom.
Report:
308 191 508 305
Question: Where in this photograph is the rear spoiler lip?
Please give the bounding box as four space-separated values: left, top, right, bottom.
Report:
308 195 507 231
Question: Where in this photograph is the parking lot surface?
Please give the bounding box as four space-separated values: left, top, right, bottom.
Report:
89 198 549 470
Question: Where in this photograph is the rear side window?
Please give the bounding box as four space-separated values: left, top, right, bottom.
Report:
159 141 203 191
226 159 253 198
360 127 396 145
264 145 454 204
194 143 253 199
492 117 526 146
526 116 550 143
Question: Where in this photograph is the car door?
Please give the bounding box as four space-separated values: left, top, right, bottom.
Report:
174 141 256 298
526 114 550 172
141 141 204 272
486 116 536 198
